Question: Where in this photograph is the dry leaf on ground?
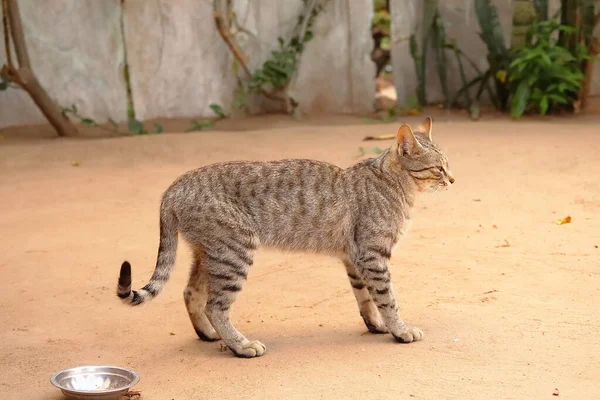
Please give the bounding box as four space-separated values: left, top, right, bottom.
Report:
496 239 510 248
552 388 559 396
556 216 571 225
362 134 395 141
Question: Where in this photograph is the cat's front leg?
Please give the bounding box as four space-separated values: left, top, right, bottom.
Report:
354 248 423 343
342 259 388 334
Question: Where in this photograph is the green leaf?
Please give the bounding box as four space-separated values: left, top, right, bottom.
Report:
81 118 96 126
547 93 568 104
0 80 8 91
304 30 314 43
539 96 549 114
209 103 226 118
186 119 214 132
380 36 391 51
474 0 507 58
154 123 163 134
128 118 147 135
541 53 552 65
511 82 531 118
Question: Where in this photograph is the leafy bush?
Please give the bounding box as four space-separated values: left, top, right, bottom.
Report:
508 18 595 118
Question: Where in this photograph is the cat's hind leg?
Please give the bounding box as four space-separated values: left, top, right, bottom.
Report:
343 259 388 334
183 247 220 342
203 232 265 358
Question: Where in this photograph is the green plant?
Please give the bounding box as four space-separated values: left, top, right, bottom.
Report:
472 0 511 111
508 19 595 118
371 0 391 76
209 104 226 119
247 40 300 93
409 0 439 106
61 102 226 135
216 0 329 114
186 119 214 132
371 6 390 38
127 118 149 134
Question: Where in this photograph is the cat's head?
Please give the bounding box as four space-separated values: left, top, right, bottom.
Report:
393 117 455 192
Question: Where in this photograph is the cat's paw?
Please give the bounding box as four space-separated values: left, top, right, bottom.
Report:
231 340 267 358
392 325 424 343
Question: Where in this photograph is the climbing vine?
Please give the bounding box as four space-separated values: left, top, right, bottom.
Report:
213 0 330 115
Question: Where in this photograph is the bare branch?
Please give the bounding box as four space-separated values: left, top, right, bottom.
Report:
3 0 78 137
1 0 12 67
6 0 28 67
213 8 251 78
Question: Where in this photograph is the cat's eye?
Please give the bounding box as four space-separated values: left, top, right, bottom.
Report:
437 166 444 173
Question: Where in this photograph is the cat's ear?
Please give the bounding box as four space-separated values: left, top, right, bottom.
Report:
415 116 433 141
396 123 423 156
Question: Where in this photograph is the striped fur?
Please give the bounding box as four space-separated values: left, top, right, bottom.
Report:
116 117 455 358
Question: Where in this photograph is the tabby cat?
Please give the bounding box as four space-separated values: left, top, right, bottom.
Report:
116 117 455 358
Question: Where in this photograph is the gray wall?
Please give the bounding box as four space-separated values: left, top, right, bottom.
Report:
0 0 375 129
0 0 127 128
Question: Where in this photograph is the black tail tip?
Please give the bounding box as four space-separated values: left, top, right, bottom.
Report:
118 261 132 296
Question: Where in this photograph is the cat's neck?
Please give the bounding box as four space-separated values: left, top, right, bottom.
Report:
356 149 418 207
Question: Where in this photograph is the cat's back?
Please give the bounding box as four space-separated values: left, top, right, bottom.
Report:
168 158 352 252
173 158 343 192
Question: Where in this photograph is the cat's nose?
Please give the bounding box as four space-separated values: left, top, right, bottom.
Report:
448 175 455 184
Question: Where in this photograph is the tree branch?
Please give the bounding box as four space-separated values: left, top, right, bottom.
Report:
212 4 288 107
213 8 251 78
1 0 12 68
6 0 28 67
2 0 78 137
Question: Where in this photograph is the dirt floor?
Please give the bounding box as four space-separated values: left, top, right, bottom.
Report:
1 113 599 400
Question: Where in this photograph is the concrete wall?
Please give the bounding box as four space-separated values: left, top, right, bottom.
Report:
0 0 127 128
390 0 600 106
0 0 375 129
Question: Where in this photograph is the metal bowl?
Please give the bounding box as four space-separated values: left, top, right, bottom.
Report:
50 365 140 400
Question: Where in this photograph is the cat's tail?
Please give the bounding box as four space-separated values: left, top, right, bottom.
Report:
116 203 178 306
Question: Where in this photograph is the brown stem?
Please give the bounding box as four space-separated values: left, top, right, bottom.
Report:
4 0 78 137
2 0 12 68
213 6 290 111
7 0 28 67
213 9 251 78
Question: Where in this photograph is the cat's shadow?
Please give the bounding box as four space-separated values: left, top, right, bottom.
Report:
171 326 395 359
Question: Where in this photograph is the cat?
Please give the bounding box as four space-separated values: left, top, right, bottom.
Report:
116 117 455 358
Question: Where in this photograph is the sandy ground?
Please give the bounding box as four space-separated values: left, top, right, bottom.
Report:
1 114 599 400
